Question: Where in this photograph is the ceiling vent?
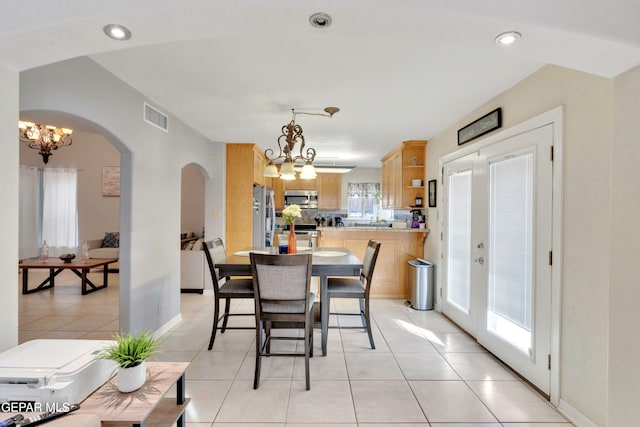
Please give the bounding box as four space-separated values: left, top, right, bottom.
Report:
144 103 168 132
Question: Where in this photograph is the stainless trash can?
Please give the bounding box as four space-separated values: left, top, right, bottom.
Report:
407 259 434 310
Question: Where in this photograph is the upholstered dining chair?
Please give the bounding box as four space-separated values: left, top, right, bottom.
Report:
250 253 314 390
202 239 255 350
326 239 381 349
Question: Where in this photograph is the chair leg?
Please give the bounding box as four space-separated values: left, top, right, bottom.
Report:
359 298 367 331
221 298 231 332
305 319 311 390
207 296 221 350
265 321 271 353
364 297 375 349
254 320 262 389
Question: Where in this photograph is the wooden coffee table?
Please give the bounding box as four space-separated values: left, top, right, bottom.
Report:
19 258 119 295
77 361 190 427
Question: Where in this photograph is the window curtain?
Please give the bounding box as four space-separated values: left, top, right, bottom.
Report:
347 182 380 198
19 166 40 259
42 169 78 256
347 183 381 218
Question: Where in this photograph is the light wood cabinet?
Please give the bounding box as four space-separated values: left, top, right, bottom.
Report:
225 143 266 254
269 171 341 211
253 147 266 186
381 140 427 209
284 178 316 191
317 173 341 210
381 148 402 208
318 228 426 298
272 177 285 210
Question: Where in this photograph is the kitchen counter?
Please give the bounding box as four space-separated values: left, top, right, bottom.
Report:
317 226 428 232
317 227 428 298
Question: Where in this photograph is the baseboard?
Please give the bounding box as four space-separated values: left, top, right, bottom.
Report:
180 288 204 294
155 313 182 338
558 398 600 427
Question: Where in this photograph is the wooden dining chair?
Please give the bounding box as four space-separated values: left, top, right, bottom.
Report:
250 253 314 390
202 239 255 350
326 240 381 349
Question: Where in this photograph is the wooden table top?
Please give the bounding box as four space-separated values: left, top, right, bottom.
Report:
19 257 118 269
218 247 363 270
77 361 189 425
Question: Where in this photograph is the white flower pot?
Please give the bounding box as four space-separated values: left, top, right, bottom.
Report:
117 360 147 393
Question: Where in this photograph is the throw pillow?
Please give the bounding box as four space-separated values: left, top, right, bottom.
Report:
102 232 120 248
191 238 204 251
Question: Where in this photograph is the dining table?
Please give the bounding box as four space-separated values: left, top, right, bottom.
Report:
215 247 363 356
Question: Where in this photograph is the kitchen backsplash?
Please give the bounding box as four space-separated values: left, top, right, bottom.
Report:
275 208 427 228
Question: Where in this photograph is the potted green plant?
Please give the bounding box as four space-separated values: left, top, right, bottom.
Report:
98 331 160 393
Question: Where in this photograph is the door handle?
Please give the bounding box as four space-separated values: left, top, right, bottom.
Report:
473 257 484 265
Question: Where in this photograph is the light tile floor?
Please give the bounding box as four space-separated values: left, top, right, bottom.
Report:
18 270 573 426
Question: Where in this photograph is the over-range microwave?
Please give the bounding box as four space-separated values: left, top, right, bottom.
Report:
284 190 318 210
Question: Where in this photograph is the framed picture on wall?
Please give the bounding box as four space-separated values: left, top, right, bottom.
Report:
102 166 120 197
457 107 502 145
428 179 437 207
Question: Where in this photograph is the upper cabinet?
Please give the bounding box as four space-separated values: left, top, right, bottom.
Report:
271 172 341 210
284 179 316 191
272 177 284 210
317 173 341 210
381 140 427 209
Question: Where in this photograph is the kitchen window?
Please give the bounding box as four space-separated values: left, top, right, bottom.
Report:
347 182 390 220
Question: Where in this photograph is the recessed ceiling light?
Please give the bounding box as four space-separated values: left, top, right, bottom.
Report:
495 31 521 46
309 12 332 29
103 24 132 41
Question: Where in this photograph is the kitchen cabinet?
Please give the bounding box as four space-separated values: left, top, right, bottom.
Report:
381 140 427 209
272 177 285 210
271 172 341 210
253 147 266 186
284 178 316 191
317 227 427 298
225 143 267 254
317 173 341 210
381 149 402 208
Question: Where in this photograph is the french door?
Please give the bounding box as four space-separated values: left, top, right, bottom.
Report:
442 124 553 393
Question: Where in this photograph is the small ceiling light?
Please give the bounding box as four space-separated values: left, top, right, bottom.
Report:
309 12 332 29
103 24 132 41
495 31 521 46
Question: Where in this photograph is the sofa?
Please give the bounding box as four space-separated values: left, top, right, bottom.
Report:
180 237 206 293
87 232 119 270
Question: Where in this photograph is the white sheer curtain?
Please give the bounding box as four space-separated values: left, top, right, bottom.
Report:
42 169 78 256
19 166 40 259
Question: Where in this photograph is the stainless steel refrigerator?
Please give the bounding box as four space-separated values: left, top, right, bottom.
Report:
252 185 275 247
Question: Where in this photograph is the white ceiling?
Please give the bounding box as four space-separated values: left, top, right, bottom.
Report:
3 1 640 166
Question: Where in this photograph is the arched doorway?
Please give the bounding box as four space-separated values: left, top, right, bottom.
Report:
18 110 124 342
179 163 207 293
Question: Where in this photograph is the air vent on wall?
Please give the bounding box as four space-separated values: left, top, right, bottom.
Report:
144 103 169 132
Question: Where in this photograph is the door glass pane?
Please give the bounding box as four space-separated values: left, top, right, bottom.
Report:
447 170 472 313
487 153 533 354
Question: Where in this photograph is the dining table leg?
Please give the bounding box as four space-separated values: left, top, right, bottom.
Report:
320 275 329 356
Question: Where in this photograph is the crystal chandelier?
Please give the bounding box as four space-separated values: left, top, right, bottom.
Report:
18 120 73 164
264 107 339 180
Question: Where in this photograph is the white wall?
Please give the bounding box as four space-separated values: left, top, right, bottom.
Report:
0 63 19 351
19 57 221 335
425 65 613 426
608 65 640 426
19 130 120 244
